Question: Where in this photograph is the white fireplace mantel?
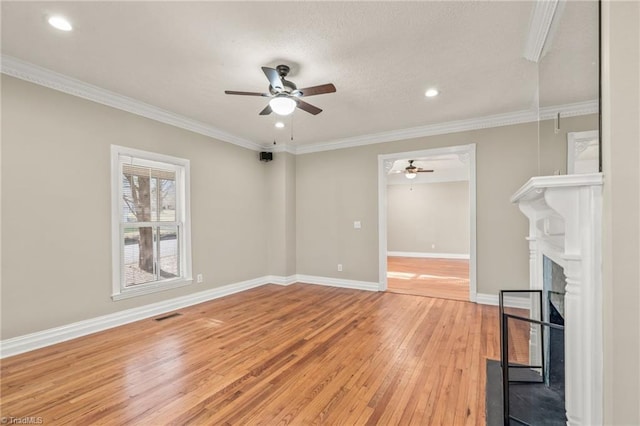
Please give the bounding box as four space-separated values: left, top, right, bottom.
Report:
511 173 603 426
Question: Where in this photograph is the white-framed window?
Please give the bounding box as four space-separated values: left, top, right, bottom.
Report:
111 145 192 300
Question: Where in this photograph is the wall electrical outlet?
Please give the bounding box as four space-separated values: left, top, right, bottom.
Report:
337 264 343 272
197 274 204 283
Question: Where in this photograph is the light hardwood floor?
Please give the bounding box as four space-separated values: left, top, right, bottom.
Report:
0 284 523 425
387 256 470 301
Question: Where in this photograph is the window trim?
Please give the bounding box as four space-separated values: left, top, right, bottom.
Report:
111 145 192 301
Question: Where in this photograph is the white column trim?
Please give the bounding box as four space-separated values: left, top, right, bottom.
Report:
512 173 604 425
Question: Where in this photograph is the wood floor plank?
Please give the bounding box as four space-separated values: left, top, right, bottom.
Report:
387 256 470 300
1 284 506 425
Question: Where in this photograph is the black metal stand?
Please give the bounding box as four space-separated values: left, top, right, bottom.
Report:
499 290 565 426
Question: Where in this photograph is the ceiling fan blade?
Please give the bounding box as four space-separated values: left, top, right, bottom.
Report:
259 105 273 116
262 67 283 91
298 83 337 97
225 90 270 97
296 99 323 115
417 169 435 173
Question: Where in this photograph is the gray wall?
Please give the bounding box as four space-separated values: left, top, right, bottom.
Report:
602 1 640 423
0 72 599 340
387 181 469 254
266 152 296 276
295 114 598 294
1 75 270 339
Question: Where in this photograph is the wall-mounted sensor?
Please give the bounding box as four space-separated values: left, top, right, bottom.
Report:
259 152 273 162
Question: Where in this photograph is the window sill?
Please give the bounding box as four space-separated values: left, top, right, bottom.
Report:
111 277 193 301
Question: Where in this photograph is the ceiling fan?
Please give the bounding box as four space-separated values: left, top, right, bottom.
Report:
392 160 434 179
224 64 336 116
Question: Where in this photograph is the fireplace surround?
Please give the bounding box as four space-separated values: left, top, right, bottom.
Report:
511 173 603 425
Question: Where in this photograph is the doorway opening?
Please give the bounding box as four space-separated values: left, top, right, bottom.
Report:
378 145 476 301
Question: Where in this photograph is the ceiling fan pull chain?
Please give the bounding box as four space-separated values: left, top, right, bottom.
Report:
272 117 276 145
290 114 294 142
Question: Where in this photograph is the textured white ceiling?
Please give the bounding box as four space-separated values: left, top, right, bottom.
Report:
538 1 599 107
0 1 598 148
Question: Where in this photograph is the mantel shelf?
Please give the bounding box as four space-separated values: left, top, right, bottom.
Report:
510 173 604 204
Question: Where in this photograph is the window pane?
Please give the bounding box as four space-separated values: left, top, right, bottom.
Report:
159 226 179 279
122 166 151 223
114 148 189 298
151 177 159 222
122 164 174 223
122 175 137 222
159 179 176 222
123 227 155 286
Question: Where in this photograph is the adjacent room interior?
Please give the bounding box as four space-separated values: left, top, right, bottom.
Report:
385 151 471 301
1 1 639 425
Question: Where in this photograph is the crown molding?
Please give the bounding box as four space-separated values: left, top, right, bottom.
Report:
295 99 598 155
295 109 535 154
271 144 297 154
2 55 597 157
1 55 263 152
539 100 598 119
523 0 560 62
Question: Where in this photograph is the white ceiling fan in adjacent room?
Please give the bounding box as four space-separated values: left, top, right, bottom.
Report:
390 160 435 179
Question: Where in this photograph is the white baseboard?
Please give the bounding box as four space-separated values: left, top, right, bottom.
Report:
0 274 380 358
295 274 379 292
476 292 532 309
0 276 270 359
264 275 297 286
387 251 470 260
2 277 535 359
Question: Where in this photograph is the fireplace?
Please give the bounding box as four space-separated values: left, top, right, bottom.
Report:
511 173 603 426
543 256 565 399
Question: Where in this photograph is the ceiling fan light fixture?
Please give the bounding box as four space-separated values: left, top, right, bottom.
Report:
275 121 285 128
405 171 418 179
269 96 296 116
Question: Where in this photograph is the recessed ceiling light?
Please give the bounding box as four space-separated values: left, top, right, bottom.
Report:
275 122 285 129
48 15 73 32
425 88 439 98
